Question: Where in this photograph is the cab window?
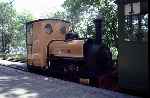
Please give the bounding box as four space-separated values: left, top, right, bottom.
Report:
45 24 53 34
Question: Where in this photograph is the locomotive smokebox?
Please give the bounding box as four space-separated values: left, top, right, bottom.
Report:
94 15 104 44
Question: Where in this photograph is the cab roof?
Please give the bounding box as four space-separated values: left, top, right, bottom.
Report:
26 18 70 24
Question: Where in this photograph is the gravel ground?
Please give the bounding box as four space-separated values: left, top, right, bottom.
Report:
0 61 141 98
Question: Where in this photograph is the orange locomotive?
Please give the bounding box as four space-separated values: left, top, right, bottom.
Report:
26 17 113 83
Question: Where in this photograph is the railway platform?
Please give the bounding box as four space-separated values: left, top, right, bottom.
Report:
0 60 141 98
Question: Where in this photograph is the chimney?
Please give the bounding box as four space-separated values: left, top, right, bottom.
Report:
94 14 103 44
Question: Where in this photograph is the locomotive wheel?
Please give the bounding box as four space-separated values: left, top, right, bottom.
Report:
48 60 64 79
48 59 82 82
63 63 80 82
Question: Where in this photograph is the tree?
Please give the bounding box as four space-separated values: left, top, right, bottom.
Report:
8 11 35 59
0 1 35 59
0 1 16 59
12 11 35 48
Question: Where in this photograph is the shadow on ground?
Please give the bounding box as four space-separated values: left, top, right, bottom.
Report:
0 60 141 98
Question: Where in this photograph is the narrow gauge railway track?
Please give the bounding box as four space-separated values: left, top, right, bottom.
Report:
0 62 52 77
0 63 28 72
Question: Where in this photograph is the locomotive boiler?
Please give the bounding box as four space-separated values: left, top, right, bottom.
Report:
26 16 113 85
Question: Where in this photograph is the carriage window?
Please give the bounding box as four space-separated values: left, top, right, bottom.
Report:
26 23 33 33
45 24 53 34
60 26 66 33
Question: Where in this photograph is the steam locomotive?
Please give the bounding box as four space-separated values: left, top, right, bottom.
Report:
26 15 113 86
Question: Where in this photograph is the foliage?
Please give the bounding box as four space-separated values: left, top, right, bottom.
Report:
110 47 118 60
63 0 118 47
0 1 34 59
12 11 35 48
0 1 16 59
9 11 35 60
47 11 67 20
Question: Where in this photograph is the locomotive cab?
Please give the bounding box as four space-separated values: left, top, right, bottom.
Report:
26 19 71 70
